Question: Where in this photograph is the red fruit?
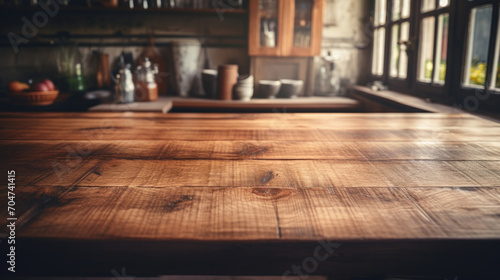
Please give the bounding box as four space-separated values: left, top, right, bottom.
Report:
42 79 55 91
8 81 30 92
31 82 49 92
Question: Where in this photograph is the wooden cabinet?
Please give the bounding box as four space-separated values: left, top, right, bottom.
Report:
248 0 324 57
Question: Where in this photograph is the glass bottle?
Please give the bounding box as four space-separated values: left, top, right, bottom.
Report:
69 63 86 94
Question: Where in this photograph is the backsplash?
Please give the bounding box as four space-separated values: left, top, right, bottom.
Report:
0 9 249 94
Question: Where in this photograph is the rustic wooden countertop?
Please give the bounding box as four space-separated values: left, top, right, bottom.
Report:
0 112 499 278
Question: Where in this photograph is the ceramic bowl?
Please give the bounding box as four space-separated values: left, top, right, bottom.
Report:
234 85 254 101
278 79 303 98
257 80 281 99
237 74 254 85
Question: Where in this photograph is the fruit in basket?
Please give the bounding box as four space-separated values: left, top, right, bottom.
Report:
8 81 29 93
41 79 56 91
31 82 50 92
7 79 59 106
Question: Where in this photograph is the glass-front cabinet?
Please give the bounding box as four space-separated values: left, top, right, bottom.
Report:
248 0 324 57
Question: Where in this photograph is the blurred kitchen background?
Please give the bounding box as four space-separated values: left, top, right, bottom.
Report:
0 0 371 111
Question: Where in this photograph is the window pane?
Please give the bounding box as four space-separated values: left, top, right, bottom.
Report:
375 0 387 26
390 24 400 77
494 49 500 89
392 0 401 21
421 0 435 13
418 17 435 82
434 13 449 84
402 0 411 19
464 6 493 87
372 28 378 75
492 8 500 90
372 28 386 75
438 0 449 8
399 22 410 79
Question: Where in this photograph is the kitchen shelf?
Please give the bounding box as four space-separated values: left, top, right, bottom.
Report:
0 6 248 48
0 6 247 14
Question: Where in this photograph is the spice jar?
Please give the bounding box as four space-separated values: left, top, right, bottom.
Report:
217 64 238 100
135 57 159 102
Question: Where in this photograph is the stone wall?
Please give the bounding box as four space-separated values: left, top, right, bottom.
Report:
317 0 372 91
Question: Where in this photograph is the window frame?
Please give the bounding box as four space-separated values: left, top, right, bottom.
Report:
370 0 500 111
451 0 500 111
371 0 389 79
412 0 455 98
386 0 414 92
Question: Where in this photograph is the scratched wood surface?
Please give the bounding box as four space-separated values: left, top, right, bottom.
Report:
0 112 499 278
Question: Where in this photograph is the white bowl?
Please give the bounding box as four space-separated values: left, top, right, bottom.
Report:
235 83 254 88
234 87 253 101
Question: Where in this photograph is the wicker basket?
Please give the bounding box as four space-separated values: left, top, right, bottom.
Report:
8 90 59 106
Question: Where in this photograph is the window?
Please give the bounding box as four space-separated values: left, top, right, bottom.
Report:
416 1 450 85
463 5 493 88
453 0 500 110
371 0 500 111
389 0 411 79
372 0 387 76
492 14 500 90
371 0 414 91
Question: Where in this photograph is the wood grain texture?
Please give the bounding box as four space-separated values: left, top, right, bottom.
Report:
0 112 499 278
4 159 497 188
7 185 500 240
1 113 499 142
3 140 500 161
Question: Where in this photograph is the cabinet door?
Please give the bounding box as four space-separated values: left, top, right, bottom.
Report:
248 0 283 56
287 0 324 56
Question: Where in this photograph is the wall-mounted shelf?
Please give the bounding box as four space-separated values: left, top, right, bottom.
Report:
0 5 248 49
0 6 247 14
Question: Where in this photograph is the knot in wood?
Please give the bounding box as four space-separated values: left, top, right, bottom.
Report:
252 188 292 200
